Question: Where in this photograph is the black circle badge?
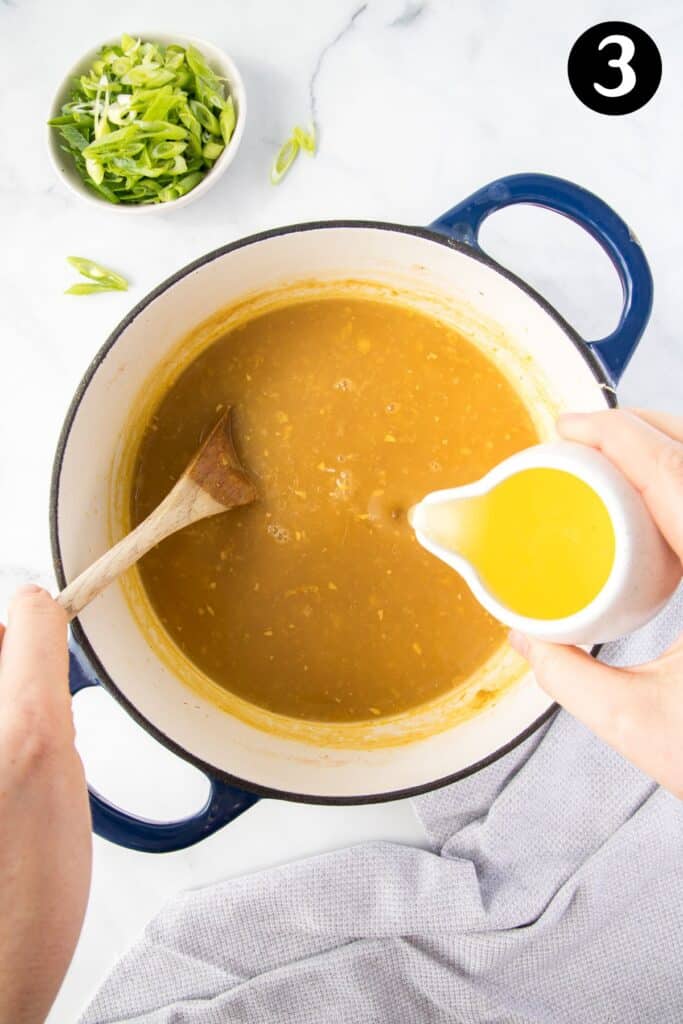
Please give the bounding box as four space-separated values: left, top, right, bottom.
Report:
568 22 662 115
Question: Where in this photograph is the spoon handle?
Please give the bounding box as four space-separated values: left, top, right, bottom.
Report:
57 476 221 621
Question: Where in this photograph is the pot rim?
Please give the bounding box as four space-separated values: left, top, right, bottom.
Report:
50 218 611 804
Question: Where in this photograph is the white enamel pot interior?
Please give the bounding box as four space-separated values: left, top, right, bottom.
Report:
52 220 626 805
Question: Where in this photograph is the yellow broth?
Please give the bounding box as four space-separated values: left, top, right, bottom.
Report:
416 469 616 619
131 297 538 722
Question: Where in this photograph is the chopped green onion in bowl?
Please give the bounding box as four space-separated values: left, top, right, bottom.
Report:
48 35 242 207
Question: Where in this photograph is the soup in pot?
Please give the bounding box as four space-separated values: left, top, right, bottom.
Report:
131 296 538 722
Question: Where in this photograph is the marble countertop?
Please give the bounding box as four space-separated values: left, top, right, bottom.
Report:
1 0 681 1019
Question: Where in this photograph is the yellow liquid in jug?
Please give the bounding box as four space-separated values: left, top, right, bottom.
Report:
417 468 616 620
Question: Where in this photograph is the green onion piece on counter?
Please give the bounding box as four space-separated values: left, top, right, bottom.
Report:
65 257 129 295
270 137 299 185
48 34 238 205
293 123 316 155
65 283 122 295
270 123 317 185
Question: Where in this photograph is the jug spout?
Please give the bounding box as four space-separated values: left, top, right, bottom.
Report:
409 488 480 574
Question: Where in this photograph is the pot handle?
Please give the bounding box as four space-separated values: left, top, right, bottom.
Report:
69 644 259 853
430 173 653 385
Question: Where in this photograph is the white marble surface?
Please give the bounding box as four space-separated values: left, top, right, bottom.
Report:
1 0 682 1019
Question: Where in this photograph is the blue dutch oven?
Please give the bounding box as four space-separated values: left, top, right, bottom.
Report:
51 173 653 852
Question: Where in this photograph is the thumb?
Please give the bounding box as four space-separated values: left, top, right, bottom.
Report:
509 630 648 755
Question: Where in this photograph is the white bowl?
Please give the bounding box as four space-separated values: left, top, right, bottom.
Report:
46 32 247 214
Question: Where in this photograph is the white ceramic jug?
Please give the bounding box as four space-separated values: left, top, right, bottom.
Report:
411 441 680 645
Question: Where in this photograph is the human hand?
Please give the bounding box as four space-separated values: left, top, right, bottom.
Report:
0 586 91 1024
510 409 683 798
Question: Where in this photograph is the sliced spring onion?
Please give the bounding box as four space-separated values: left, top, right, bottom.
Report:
48 35 238 205
150 140 187 160
157 171 205 202
189 99 221 135
202 140 224 161
220 98 236 145
293 123 316 154
185 46 221 91
85 158 104 185
59 125 89 151
270 123 317 185
270 137 299 185
65 256 129 294
65 282 121 295
121 33 139 55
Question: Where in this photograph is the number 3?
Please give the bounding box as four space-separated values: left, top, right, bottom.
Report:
594 34 637 97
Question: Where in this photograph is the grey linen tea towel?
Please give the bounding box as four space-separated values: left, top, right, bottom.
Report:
81 587 683 1024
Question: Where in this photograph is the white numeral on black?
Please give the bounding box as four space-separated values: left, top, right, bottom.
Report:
594 34 637 97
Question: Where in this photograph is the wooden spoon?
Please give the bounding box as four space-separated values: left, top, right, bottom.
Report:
57 408 257 622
